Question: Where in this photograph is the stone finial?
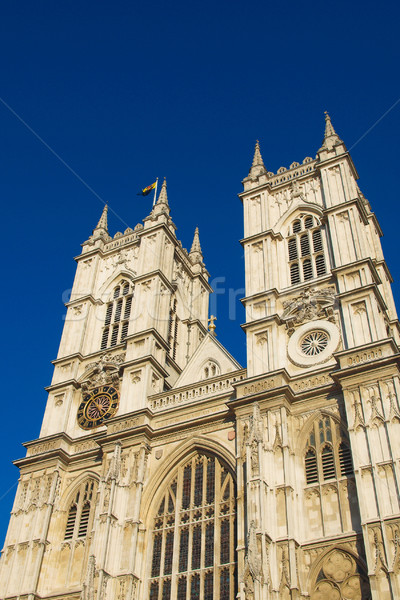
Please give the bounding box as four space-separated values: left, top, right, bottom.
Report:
189 226 203 265
156 177 169 206
248 140 267 178
208 315 217 336
319 111 344 151
95 204 108 232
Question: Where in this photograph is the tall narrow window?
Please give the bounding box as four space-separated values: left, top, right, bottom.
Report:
304 417 353 486
64 480 97 541
287 215 327 286
149 454 236 599
101 281 134 349
168 299 179 360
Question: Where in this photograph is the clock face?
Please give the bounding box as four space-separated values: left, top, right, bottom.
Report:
77 385 119 430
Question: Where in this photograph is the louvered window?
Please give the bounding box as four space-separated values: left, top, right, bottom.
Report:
64 505 77 540
321 445 335 480
290 263 300 285
313 229 323 252
101 281 134 349
287 216 327 286
339 443 354 477
305 216 313 229
305 449 318 484
300 234 310 257
315 254 326 276
64 480 96 541
303 259 313 280
149 454 236 600
304 417 353 488
288 238 298 261
293 220 301 233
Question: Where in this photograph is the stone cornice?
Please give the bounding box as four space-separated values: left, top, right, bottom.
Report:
44 379 80 393
240 229 283 246
65 294 102 308
231 366 337 407
121 355 170 378
125 327 169 351
336 282 388 312
332 338 400 378
331 258 381 284
323 197 369 225
132 269 175 293
240 314 281 331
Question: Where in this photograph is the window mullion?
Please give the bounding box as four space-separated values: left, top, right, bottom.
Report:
170 476 182 599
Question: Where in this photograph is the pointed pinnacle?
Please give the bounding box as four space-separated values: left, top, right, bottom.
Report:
190 226 202 254
252 140 265 168
324 111 338 138
156 177 169 206
320 111 343 151
95 204 108 231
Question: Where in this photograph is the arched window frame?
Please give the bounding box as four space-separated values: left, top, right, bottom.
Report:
287 215 327 286
148 452 237 600
101 280 134 350
304 416 353 486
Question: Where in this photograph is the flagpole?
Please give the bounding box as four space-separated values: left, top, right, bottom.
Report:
153 178 159 207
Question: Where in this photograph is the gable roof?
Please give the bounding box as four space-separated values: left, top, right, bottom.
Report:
173 333 242 388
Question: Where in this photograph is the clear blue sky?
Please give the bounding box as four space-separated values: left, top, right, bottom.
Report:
1 0 399 544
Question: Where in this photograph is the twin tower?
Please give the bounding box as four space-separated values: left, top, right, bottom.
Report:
1 115 399 600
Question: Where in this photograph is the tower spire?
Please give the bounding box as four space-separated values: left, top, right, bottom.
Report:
248 140 267 178
156 177 169 207
189 226 203 265
252 140 265 168
93 204 108 239
95 204 108 232
319 111 344 151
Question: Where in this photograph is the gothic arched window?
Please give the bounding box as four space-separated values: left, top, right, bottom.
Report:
101 280 133 350
64 480 97 541
304 416 353 485
149 453 236 600
287 215 327 285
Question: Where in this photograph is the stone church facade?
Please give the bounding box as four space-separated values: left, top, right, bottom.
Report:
1 114 399 599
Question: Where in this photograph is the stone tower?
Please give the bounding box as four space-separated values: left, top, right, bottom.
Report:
0 115 399 600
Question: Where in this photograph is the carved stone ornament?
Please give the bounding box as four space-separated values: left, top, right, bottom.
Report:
80 352 125 393
81 554 96 600
282 286 336 336
246 521 262 581
246 403 263 476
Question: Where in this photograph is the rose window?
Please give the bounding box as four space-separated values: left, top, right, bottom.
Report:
300 331 329 356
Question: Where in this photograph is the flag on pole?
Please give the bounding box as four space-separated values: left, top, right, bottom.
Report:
137 181 157 196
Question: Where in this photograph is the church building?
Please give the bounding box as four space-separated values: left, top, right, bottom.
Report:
1 114 399 600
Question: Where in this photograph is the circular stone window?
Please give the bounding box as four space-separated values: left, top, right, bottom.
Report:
287 319 340 367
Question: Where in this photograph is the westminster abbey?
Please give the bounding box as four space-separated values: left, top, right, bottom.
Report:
0 114 399 599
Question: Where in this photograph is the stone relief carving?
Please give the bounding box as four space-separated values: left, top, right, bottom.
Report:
81 352 125 392
282 286 336 335
245 403 263 477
